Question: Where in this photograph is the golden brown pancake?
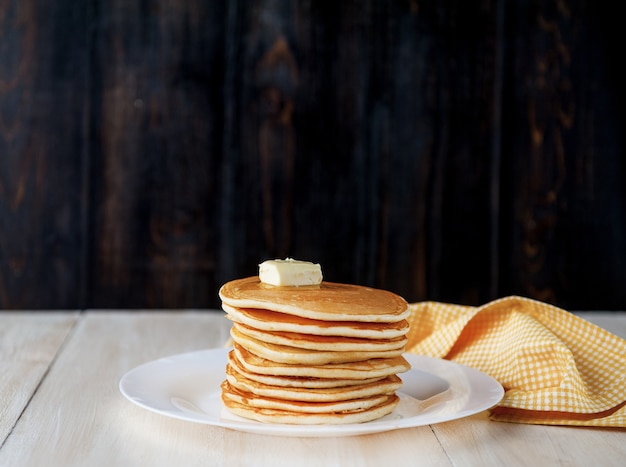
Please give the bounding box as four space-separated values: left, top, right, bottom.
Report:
227 350 385 388
221 392 400 425
225 364 402 402
219 270 411 425
232 344 411 379
223 303 410 339
230 326 405 365
221 380 391 413
231 322 408 352
219 277 410 323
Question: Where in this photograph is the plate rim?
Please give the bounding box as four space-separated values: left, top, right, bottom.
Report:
119 348 504 437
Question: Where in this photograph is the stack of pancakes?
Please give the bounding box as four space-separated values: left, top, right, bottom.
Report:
218 276 411 425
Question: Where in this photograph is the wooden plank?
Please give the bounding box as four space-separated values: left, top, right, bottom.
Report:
0 312 229 465
88 1 226 308
404 1 498 305
214 0 500 307
0 312 449 466
0 0 624 311
499 1 626 309
433 411 626 467
4 312 625 466
0 1 89 308
0 312 78 444
217 426 449 467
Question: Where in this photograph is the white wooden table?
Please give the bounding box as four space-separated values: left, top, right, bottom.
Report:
1 310 625 467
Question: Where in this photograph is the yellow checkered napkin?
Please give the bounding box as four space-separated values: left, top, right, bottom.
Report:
405 296 626 427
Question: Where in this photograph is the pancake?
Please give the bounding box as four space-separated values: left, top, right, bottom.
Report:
221 393 400 425
227 350 385 388
219 277 410 323
221 380 391 413
223 303 410 339
225 364 402 402
231 322 408 352
219 263 412 425
233 344 411 379
230 326 405 365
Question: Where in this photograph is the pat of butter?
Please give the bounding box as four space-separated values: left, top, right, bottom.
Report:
259 258 323 286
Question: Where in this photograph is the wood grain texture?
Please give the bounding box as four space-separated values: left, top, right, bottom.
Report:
1 312 450 467
0 312 228 466
0 0 624 310
0 312 447 467
0 312 77 444
433 411 626 467
499 1 626 309
0 1 88 308
2 311 626 466
88 1 225 308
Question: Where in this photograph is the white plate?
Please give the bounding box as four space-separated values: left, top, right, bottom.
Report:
119 348 504 437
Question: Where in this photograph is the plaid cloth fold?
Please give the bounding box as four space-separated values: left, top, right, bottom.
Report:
405 296 626 427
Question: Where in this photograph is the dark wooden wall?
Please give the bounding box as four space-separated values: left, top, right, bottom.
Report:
1 0 624 311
